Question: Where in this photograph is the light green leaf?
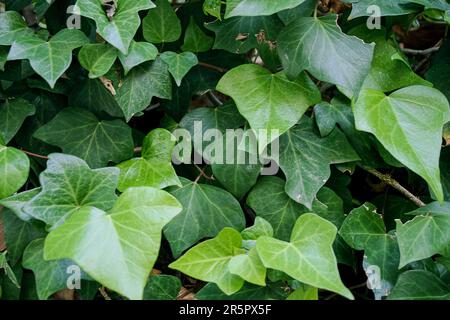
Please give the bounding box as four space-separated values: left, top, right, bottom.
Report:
169 228 245 295
0 188 41 221
205 15 282 54
7 29 89 88
256 213 353 299
345 0 418 19
388 270 450 300
277 117 359 209
23 153 120 227
353 86 450 201
0 144 30 199
277 15 374 96
75 0 155 54
142 0 181 44
117 128 181 192
225 0 308 18
116 59 172 121
78 43 118 79
229 247 266 286
44 187 182 300
0 11 33 45
143 275 181 300
287 283 318 300
118 40 158 75
241 217 273 240
339 203 385 250
181 17 214 53
164 177 246 257
0 98 35 144
160 51 198 86
34 108 134 168
217 64 320 151
23 239 82 300
396 202 450 267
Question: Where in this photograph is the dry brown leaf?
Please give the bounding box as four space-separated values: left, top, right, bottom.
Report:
53 289 75 300
100 76 116 96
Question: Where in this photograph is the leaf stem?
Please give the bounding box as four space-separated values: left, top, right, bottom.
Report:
21 149 49 160
361 166 426 207
314 0 320 19
98 287 112 300
198 62 228 73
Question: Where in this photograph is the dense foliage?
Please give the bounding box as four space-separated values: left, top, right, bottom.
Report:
0 0 450 301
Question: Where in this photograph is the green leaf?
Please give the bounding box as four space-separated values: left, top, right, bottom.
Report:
277 117 359 209
169 228 245 295
388 270 450 300
23 153 120 227
0 11 33 45
143 275 181 300
287 283 318 300
0 188 41 221
34 108 134 168
0 46 8 71
44 187 182 300
277 15 374 96
75 0 155 54
396 202 450 267
426 41 450 102
7 29 89 88
160 51 198 86
353 86 450 201
205 15 282 54
117 128 181 192
142 0 181 44
345 0 418 19
225 0 308 18
229 247 266 286
118 41 158 75
116 59 172 121
256 213 353 299
339 203 385 250
164 177 246 257
241 217 273 240
203 0 222 19
196 282 287 300
2 209 46 265
78 43 118 79
217 64 320 151
0 98 35 144
0 144 30 199
22 239 79 300
181 17 214 53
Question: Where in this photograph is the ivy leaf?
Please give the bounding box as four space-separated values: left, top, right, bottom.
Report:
118 41 158 75
44 187 182 300
353 86 450 201
182 17 214 53
388 270 450 300
2 209 46 265
164 177 246 257
7 29 89 88
339 203 385 250
75 0 155 54
117 128 181 192
142 0 181 44
0 98 35 144
0 188 41 221
217 64 320 151
0 11 33 45
143 275 181 300
169 228 245 295
0 144 30 199
256 213 353 299
0 46 8 71
277 15 374 96
116 59 172 121
205 15 283 54
196 282 287 300
22 239 84 300
287 283 318 300
241 217 273 240
396 202 450 267
161 51 198 86
344 0 418 19
34 108 134 168
277 117 359 209
23 153 120 227
225 0 308 18
78 43 118 79
229 248 266 286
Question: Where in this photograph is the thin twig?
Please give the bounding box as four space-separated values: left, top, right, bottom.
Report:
194 164 214 183
98 287 112 300
401 46 441 55
208 91 224 106
361 166 426 207
198 62 227 73
21 149 49 160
